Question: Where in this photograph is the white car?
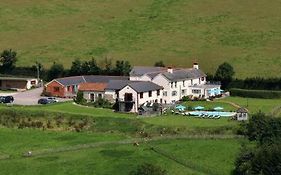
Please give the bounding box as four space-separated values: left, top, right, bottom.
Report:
47 97 59 103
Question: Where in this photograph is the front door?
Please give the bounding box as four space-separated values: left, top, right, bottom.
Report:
124 93 133 101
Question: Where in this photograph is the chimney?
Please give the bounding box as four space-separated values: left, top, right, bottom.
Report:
193 62 199 69
167 67 173 73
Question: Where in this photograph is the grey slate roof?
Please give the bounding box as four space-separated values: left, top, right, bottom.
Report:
130 66 167 76
162 68 206 81
130 66 206 81
106 80 163 93
55 75 128 86
83 75 128 83
237 108 248 113
128 81 163 93
106 80 135 90
56 76 85 86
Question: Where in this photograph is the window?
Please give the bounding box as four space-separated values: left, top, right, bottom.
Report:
201 77 205 81
182 89 186 95
192 89 201 94
183 81 185 87
54 87 59 92
148 91 152 97
191 79 193 85
170 82 173 88
140 92 143 99
163 91 167 96
175 82 177 88
98 93 102 98
67 86 71 91
172 91 177 96
157 90 160 96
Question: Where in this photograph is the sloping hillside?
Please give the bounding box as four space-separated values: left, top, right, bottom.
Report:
0 0 280 78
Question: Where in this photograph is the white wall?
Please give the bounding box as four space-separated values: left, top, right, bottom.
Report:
129 70 208 104
118 85 138 112
118 85 163 113
26 79 39 89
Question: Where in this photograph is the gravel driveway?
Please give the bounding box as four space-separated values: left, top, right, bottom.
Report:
1 87 71 105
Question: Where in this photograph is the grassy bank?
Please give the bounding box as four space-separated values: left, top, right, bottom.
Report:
0 0 280 78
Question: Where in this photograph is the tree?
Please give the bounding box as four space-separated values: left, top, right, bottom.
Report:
80 58 101 75
100 57 113 75
233 113 281 175
69 58 82 76
154 61 165 67
214 62 235 89
130 163 167 175
47 62 64 81
113 60 131 76
74 91 86 104
0 49 17 73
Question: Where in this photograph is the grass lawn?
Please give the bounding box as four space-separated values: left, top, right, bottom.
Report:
142 115 236 130
218 96 281 114
0 128 243 175
182 100 238 111
0 0 280 78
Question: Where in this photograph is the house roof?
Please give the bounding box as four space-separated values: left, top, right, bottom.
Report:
127 81 163 93
83 75 128 83
161 68 206 81
78 83 107 92
56 76 85 86
106 80 163 93
237 108 248 113
52 75 129 87
0 77 37 81
106 80 137 90
130 66 206 82
130 66 167 76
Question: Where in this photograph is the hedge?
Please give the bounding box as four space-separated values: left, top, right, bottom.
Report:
230 88 281 99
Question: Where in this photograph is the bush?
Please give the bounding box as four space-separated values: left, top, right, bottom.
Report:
181 96 190 101
91 97 112 108
75 91 86 104
230 88 281 99
130 163 167 175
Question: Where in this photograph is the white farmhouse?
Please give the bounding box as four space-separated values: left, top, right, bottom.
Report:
106 80 163 113
130 63 222 104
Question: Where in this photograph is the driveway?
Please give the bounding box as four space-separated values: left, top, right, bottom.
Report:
1 87 71 105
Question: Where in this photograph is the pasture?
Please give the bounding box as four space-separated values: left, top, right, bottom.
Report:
0 0 281 77
0 96 280 174
0 127 242 175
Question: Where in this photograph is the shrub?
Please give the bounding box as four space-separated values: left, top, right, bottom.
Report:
130 163 167 175
75 91 86 104
230 88 281 99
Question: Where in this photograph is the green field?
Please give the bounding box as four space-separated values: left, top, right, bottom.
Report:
0 0 281 78
0 97 280 174
0 127 242 175
217 96 281 114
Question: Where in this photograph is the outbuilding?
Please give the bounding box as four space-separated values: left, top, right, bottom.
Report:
236 108 248 121
0 77 38 91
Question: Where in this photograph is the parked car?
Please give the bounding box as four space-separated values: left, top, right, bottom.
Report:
38 98 55 105
47 97 59 103
0 96 14 103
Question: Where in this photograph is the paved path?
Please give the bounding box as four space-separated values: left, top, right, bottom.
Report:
1 87 70 105
12 87 44 105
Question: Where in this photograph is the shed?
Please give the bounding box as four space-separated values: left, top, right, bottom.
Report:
236 108 248 121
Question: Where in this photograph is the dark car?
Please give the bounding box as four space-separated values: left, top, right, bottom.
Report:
38 98 56 105
38 98 50 105
0 96 14 103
